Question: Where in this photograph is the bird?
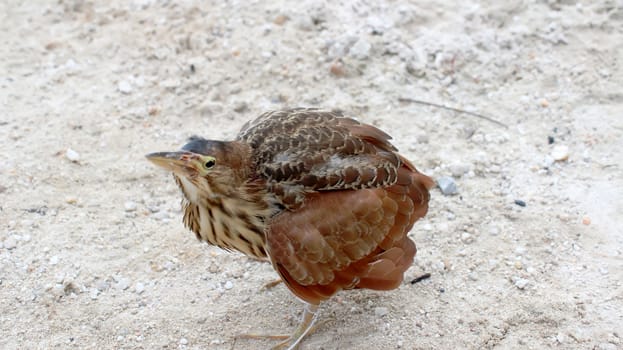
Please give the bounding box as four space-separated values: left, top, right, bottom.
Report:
146 108 433 349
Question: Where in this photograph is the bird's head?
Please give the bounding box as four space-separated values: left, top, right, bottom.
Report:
146 137 251 200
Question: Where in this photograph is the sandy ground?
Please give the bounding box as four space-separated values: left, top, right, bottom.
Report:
1 0 622 349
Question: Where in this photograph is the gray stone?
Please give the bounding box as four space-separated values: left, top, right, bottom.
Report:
374 306 389 317
135 282 145 294
124 201 137 212
348 39 372 60
3 236 17 249
117 80 132 94
437 176 458 195
513 277 529 290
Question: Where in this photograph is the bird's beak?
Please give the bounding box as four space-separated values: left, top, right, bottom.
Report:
145 151 199 175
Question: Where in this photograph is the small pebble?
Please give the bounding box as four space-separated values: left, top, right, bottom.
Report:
117 80 132 94
514 199 526 207
65 148 80 162
179 338 188 345
374 306 389 317
233 101 248 113
348 38 372 60
598 267 608 275
89 288 99 300
135 282 145 294
461 232 473 244
224 281 233 290
437 176 458 195
273 14 288 25
582 216 591 225
3 236 17 249
513 277 529 290
95 279 110 291
49 255 59 265
539 98 549 107
448 163 470 178
556 332 567 344
329 62 346 77
124 201 137 212
115 278 131 290
551 145 569 161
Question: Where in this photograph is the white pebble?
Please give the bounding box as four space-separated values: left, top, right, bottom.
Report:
117 80 133 94
348 38 372 60
49 255 59 265
179 337 188 345
135 282 145 294
551 145 569 161
448 163 470 177
3 236 17 249
224 281 233 290
65 148 80 162
55 272 65 284
374 306 389 317
124 201 137 212
513 277 529 290
115 278 131 290
89 288 99 300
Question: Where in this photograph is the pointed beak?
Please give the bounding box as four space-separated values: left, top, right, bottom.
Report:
146 151 198 175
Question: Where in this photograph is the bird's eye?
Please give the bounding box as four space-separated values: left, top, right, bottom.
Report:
204 159 216 169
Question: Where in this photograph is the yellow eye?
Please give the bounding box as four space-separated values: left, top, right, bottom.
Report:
203 157 216 169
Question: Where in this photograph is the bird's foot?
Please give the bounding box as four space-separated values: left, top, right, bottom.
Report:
236 303 319 350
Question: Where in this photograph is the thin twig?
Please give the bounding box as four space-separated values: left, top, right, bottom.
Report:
410 272 431 284
398 97 508 129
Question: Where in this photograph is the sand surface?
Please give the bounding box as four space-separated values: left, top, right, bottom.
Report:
1 0 622 349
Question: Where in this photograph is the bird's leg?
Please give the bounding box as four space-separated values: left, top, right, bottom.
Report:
261 278 283 290
273 303 319 350
238 302 320 350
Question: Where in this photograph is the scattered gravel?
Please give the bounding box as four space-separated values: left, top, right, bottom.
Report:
2 1 621 350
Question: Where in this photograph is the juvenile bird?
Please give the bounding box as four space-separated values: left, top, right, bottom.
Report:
146 108 433 349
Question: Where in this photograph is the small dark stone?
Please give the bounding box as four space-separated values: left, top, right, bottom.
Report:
439 287 445 293
190 64 195 73
548 136 555 144
514 199 526 207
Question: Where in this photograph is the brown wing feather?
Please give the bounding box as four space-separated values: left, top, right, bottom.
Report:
266 164 431 305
